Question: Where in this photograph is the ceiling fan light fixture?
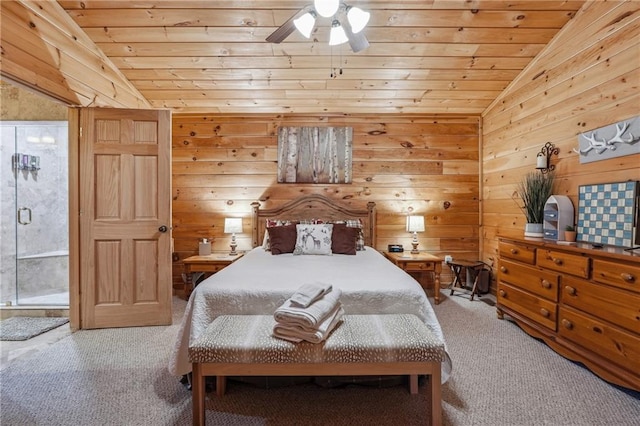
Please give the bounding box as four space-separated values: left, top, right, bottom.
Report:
294 11 316 38
266 1 370 54
329 20 348 46
347 6 370 34
314 0 340 18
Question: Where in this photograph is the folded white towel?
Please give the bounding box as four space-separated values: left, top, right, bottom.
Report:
289 282 333 308
273 305 344 343
274 287 343 329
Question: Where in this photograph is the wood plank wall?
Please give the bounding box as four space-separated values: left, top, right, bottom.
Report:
0 1 148 109
482 1 640 280
171 114 480 289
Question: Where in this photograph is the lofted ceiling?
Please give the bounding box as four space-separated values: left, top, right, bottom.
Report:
56 0 586 115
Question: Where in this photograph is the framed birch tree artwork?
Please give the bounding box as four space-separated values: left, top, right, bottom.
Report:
277 126 353 184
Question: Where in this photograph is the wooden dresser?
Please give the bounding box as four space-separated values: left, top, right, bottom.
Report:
496 237 640 391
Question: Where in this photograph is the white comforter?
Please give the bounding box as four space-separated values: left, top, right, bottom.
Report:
169 247 452 381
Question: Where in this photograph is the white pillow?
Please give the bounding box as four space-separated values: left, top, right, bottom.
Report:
293 223 333 255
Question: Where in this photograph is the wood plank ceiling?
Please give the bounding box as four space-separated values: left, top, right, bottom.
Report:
57 0 586 114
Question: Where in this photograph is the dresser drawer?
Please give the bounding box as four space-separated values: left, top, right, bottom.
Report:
592 259 640 294
499 241 535 265
558 306 640 371
561 275 640 334
537 249 589 278
498 283 557 331
498 259 559 302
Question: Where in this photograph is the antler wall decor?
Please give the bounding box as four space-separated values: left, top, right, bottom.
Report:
574 116 640 163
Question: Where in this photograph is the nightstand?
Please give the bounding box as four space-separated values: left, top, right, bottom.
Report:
383 251 443 304
183 252 244 297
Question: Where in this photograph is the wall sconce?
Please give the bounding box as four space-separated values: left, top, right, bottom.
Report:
536 141 559 174
224 218 243 256
406 215 425 254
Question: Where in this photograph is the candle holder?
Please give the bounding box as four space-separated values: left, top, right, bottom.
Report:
536 142 559 174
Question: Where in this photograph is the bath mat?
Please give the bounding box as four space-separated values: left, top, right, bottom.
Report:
0 317 69 341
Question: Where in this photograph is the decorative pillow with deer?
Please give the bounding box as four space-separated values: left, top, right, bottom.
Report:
293 223 334 255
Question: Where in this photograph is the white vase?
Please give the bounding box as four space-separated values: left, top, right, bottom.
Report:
524 223 544 238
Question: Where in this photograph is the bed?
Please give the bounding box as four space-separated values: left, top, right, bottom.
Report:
169 195 452 382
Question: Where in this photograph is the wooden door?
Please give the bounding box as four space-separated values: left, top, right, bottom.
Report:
77 108 172 329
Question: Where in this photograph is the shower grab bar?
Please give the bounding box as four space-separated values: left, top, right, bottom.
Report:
18 207 32 225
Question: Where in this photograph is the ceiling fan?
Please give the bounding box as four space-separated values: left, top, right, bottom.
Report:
266 0 371 53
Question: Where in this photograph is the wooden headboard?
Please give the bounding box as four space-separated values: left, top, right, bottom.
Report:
251 195 376 248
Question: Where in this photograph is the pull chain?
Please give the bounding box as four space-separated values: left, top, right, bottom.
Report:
330 44 343 78
330 45 334 78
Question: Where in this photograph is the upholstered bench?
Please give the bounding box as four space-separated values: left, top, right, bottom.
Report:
189 314 445 426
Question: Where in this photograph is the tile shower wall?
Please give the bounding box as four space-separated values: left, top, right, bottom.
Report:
0 121 68 304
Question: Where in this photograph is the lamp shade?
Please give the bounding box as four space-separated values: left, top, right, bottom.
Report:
329 20 348 46
347 6 370 33
314 0 339 18
224 218 243 234
406 215 425 233
294 11 316 38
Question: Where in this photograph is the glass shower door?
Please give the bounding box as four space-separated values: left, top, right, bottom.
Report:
1 121 69 306
0 123 19 305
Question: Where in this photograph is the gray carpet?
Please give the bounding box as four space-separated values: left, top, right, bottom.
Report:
0 294 638 425
0 317 69 341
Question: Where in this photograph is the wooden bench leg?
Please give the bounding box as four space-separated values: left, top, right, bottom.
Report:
428 365 442 426
192 363 205 426
216 376 227 397
409 374 418 394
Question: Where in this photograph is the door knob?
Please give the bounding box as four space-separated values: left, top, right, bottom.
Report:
158 225 168 233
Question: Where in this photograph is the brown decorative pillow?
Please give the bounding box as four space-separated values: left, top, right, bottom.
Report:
331 223 358 255
263 219 297 250
267 223 298 254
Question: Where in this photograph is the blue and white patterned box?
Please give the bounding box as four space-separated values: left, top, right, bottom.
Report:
577 181 638 247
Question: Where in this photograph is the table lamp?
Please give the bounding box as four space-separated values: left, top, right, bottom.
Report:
406 215 425 254
224 218 243 255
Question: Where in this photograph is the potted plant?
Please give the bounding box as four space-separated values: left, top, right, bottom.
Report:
516 172 555 237
564 224 577 242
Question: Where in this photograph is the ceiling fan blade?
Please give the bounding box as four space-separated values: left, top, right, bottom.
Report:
342 19 370 53
266 9 304 43
347 30 369 53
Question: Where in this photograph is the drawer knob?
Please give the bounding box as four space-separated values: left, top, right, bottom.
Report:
500 266 507 273
510 248 518 255
553 257 563 266
565 286 576 296
621 273 636 283
499 289 506 297
541 279 551 289
562 319 573 330
540 308 550 317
